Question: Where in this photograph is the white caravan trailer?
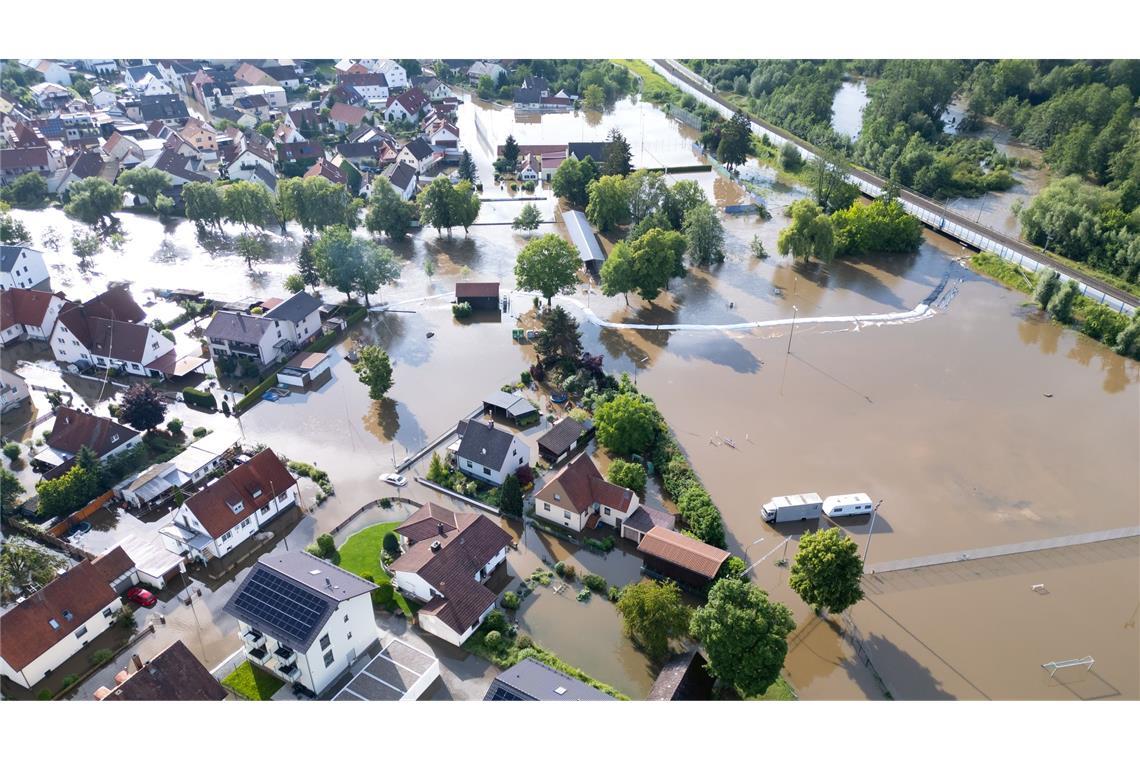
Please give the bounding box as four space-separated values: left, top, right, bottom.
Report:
823 493 874 518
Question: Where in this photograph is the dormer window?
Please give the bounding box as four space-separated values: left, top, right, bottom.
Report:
251 488 263 499
63 610 74 621
229 500 244 514
111 434 119 443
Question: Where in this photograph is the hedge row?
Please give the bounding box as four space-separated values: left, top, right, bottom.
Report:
649 410 727 549
182 386 217 410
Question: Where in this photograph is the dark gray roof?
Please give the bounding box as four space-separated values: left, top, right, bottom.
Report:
223 552 375 652
456 420 518 470
127 65 162 82
388 161 417 191
204 311 271 342
1 245 38 273
647 649 715 701
484 657 616 701
253 164 277 192
403 137 433 161
563 210 605 264
483 390 537 419
140 94 189 122
264 291 321 323
624 504 676 534
537 417 585 456
568 141 607 162
102 640 227 701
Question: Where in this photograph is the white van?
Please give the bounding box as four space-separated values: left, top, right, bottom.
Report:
823 493 874 518
761 493 823 523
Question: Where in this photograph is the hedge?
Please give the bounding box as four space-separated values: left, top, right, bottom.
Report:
182 387 217 410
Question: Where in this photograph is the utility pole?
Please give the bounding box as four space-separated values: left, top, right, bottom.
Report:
862 499 884 565
785 304 799 355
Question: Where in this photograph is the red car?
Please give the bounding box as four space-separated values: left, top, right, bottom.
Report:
125 587 157 608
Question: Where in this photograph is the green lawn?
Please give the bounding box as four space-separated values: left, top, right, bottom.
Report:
756 676 798 701
336 522 415 617
610 59 680 105
221 661 284 701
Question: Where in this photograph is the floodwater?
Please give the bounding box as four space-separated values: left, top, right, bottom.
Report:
945 124 1050 238
831 79 869 139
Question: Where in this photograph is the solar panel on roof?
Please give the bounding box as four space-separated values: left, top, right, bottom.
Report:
488 685 524 701
231 568 329 646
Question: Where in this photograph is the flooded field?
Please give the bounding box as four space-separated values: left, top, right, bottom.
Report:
831 79 869 139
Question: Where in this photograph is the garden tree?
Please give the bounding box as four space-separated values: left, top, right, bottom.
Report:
594 392 660 457
355 243 401 306
450 180 481 235
457 150 478 184
615 580 691 662
717 111 752 170
64 177 121 229
676 487 726 548
810 151 858 213
1033 269 1061 310
116 167 172 212
312 225 364 299
71 230 101 262
427 452 447 482
750 234 768 258
551 155 598 207
602 128 633 177
234 232 270 270
514 234 580 306
777 199 835 263
690 578 795 697
284 274 306 293
257 122 276 139
683 203 725 267
601 228 686 303
1047 279 1080 323
353 344 394 400
831 198 923 256
789 527 865 614
1 173 48 207
222 180 276 230
583 84 605 111
291 176 354 233
182 182 225 231
585 174 630 233
534 306 583 363
296 241 321 290
779 141 804 172
1115 312 1140 360
512 202 542 232
624 169 668 227
1 469 26 512
499 474 523 517
502 135 520 171
717 555 747 581
0 539 67 600
607 459 647 496
418 176 457 236
365 179 417 240
155 194 175 219
71 77 93 99
118 383 168 430
477 74 496 100
662 180 708 230
275 177 302 232
36 463 101 518
0 207 31 245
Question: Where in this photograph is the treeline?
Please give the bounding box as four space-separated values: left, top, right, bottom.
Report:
475 60 637 104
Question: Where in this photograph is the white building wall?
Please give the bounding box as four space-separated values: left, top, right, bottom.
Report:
598 493 640 529
391 569 435 602
0 598 121 688
536 498 587 532
1 249 50 290
297 593 378 695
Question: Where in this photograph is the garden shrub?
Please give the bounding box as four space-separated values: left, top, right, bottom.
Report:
501 591 521 610
584 574 607 592
89 649 114 667
452 301 473 318
192 427 208 438
485 630 504 650
182 387 217 410
167 418 183 435
484 609 509 633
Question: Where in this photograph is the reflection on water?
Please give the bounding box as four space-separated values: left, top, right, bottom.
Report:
831 79 869 139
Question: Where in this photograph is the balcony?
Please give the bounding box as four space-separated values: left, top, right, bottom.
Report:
246 646 271 665
274 645 297 666
242 628 265 648
276 662 300 683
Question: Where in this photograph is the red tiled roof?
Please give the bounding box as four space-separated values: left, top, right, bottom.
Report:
1 147 50 170
638 527 730 580
329 102 367 126
534 454 635 515
0 288 59 332
46 406 140 458
183 449 297 538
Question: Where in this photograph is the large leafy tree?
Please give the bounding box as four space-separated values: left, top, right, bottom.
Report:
585 174 630 233
683 203 725 267
810 150 857 213
365 179 417 240
607 459 646 496
514 233 580 306
234 232 270 270
356 243 401 306
717 111 752 170
312 225 363 299
1 469 26 512
296 240 321 290
36 463 102 518
777 199 835 263
662 180 707 230
789 527 865 614
600 227 685 303
1 173 48 208
1 206 31 245
292 176 354 233
117 167 172 212
831 198 922 256
353 344 393 400
499 474 523 517
624 169 668 227
1 539 67 600
689 578 796 698
677 487 726 548
457 150 478 184
222 180 276 230
118 383 168 430
182 181 225 230
551 155 598 207
602 128 633 177
615 580 691 662
418 176 457 236
512 202 542 232
450 180 481 236
65 177 121 229
534 305 582 363
594 392 659 457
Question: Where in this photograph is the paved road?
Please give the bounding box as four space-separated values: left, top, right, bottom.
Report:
649 59 1138 315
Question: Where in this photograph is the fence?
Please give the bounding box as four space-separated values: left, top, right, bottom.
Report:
414 477 501 515
667 103 703 130
47 491 115 537
6 517 94 561
328 496 423 536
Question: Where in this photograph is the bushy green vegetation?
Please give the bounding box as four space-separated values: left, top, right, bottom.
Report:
334 522 414 617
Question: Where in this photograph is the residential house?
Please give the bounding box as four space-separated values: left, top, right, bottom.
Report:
233 94 273 122
517 153 541 182
205 291 322 368
223 552 379 696
332 638 440 702
117 429 235 509
336 73 389 101
260 65 301 90
383 88 428 124
0 548 136 689
452 418 529 486
225 142 277 186
140 147 212 188
283 107 320 138
179 118 218 155
389 503 512 646
277 139 324 171
568 141 608 163
160 448 299 561
328 102 368 133
80 59 119 76
334 59 368 75
423 117 460 157
0 287 64 345
536 416 589 464
412 77 455 102
0 368 30 412
138 94 189 126
304 157 348 186
231 84 287 110
372 60 408 89
21 59 72 87
0 147 54 184
334 142 380 172
533 453 640 533
135 73 173 97
1 245 51 291
32 406 142 473
50 287 178 378
637 527 731 588
397 137 438 173
90 86 118 109
467 61 506 86
97 640 228 701
233 62 272 87
29 82 72 110
385 161 417 201
124 64 164 91
484 657 616 701
56 150 119 197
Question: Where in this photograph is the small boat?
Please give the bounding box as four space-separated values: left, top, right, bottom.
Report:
722 437 737 449
426 331 435 339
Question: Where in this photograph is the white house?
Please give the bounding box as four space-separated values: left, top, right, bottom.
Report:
337 73 389 101
50 288 178 378
533 454 641 533
204 291 322 369
136 73 173 97
0 368 30 412
0 287 64 346
0 548 135 689
389 504 512 646
32 406 142 474
371 60 407 89
29 82 72 109
231 84 287 110
451 418 529 486
223 552 379 697
123 64 164 91
21 59 71 87
384 88 428 124
468 61 507 86
160 448 299 561
1 245 51 291
117 429 236 509
385 162 418 201
225 143 277 185
397 137 439 173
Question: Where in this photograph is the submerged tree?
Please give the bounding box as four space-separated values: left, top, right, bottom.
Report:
353 345 394 401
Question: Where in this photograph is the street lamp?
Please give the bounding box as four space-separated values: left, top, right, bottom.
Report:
862 499 884 565
785 304 798 355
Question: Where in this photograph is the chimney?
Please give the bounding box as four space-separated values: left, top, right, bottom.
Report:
430 540 441 553
131 654 143 672
437 523 446 536
325 578 332 589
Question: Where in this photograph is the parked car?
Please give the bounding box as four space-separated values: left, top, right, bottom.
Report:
125 587 157 608
379 473 407 487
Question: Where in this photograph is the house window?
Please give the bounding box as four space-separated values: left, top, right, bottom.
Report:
74 625 89 638
103 608 114 618
343 614 349 623
483 466 490 475
48 618 60 630
604 507 611 516
319 633 331 650
323 651 334 667
519 456 524 464
221 531 232 542
347 631 352 640
543 504 550 511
